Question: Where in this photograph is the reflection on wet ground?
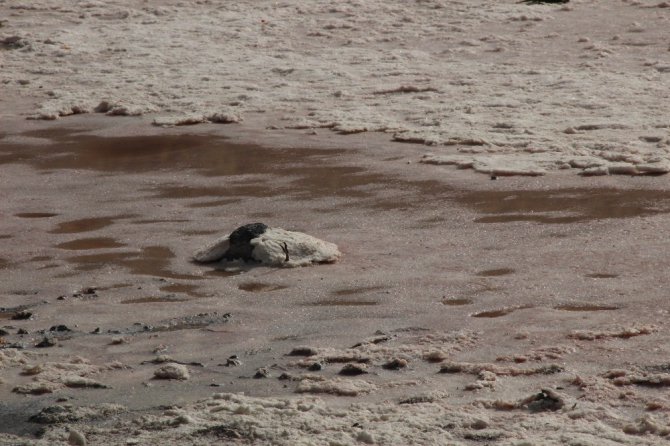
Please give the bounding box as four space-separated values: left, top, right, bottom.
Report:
121 296 189 304
238 283 288 292
50 216 133 234
65 246 201 280
471 305 533 318
15 212 58 218
476 268 515 277
304 299 379 306
585 273 619 279
56 237 126 250
333 286 387 296
554 304 621 312
464 189 670 224
3 129 670 227
442 298 473 306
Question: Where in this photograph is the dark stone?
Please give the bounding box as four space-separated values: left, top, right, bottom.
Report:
49 325 71 332
35 337 56 348
307 362 323 371
17 328 28 335
223 223 268 261
520 0 568 4
11 311 32 320
0 329 8 336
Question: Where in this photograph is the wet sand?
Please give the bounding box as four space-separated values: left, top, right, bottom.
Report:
1 115 670 444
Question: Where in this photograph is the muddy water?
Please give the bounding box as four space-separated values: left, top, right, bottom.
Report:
56 237 126 250
65 246 201 280
4 129 670 282
464 189 670 223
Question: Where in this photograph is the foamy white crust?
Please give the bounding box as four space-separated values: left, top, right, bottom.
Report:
250 228 340 267
3 0 670 176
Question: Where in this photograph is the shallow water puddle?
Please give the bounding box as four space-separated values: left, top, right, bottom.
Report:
50 215 133 234
585 273 619 279
238 282 288 292
442 298 473 306
305 299 379 306
15 212 58 218
56 237 126 250
554 304 620 312
121 296 189 304
463 189 670 224
471 305 533 318
333 286 387 296
476 268 515 277
66 246 201 280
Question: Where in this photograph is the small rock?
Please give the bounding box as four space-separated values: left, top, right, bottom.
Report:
68 429 86 446
50 325 71 332
423 350 447 363
17 329 29 335
36 337 56 348
356 431 375 444
383 358 408 370
339 363 368 376
153 363 190 380
308 362 324 371
12 311 32 320
110 337 126 345
289 346 318 356
254 367 271 379
0 329 9 336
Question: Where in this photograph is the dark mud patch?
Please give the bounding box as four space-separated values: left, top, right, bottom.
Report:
0 235 11 239
0 258 8 269
65 246 201 280
121 296 189 304
462 189 670 224
104 312 231 335
56 237 125 250
476 268 515 277
238 283 288 293
49 215 133 234
554 303 621 312
585 273 619 279
305 299 379 307
333 286 387 296
15 212 58 218
442 298 473 306
159 283 209 298
30 256 52 262
186 198 241 208
471 305 533 318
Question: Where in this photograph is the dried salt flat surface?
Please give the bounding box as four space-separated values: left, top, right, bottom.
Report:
1 0 670 176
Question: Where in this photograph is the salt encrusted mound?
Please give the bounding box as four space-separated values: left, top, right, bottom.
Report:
193 223 341 267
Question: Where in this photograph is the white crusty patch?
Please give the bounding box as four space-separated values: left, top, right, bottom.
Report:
251 228 340 267
192 235 231 263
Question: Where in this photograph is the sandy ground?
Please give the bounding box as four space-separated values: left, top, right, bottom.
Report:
2 1 670 445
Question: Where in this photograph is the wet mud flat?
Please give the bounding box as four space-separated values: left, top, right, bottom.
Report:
2 129 670 443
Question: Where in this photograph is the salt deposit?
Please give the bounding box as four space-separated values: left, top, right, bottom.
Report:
2 0 669 176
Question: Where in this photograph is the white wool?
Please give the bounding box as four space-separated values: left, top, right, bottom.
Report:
250 228 341 267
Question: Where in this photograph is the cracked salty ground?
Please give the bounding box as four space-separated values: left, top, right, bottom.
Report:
2 0 670 445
